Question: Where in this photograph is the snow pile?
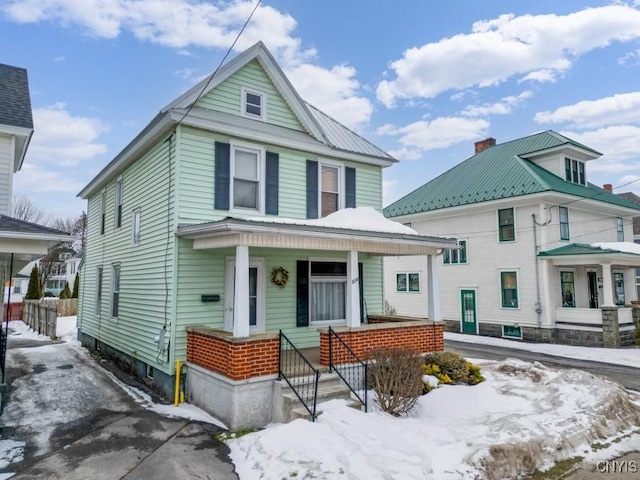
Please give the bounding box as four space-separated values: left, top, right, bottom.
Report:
6 320 48 341
592 241 640 255
55 315 77 341
0 439 24 469
229 359 640 480
7 316 77 343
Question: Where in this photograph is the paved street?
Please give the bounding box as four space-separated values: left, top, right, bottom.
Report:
0 335 238 480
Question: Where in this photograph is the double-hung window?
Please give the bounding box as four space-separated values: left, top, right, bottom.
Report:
241 87 265 121
132 209 141 245
559 206 570 241
231 145 263 212
500 271 519 308
111 265 120 318
320 164 342 217
616 217 624 241
564 158 586 185
396 273 420 292
560 271 575 307
444 240 467 264
115 177 123 228
309 262 346 323
498 208 515 242
100 190 106 235
96 267 103 315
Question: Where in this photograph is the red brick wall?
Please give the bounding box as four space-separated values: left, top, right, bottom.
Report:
187 331 279 380
319 323 444 366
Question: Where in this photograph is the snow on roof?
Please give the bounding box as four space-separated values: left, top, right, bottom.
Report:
592 242 640 255
245 207 418 236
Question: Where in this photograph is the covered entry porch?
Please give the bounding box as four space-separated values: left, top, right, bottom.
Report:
539 243 640 347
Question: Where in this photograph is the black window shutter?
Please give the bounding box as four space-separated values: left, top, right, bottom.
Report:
214 142 230 210
296 260 309 327
265 152 279 215
306 160 318 219
358 262 365 324
345 167 356 208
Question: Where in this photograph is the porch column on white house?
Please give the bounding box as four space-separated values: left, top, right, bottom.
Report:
427 254 441 321
233 245 250 337
601 263 615 307
346 250 361 328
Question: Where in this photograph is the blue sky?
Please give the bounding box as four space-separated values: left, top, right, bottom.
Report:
1 0 640 219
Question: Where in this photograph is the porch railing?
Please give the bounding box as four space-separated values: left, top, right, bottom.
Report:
328 327 368 412
278 331 320 421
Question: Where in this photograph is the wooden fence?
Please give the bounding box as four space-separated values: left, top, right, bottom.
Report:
4 303 23 321
23 300 58 339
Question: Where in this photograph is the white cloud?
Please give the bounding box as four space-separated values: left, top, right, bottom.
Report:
285 63 373 130
462 90 533 117
535 92 640 129
378 117 489 152
376 5 640 107
618 49 640 66
382 178 398 207
561 125 640 162
29 103 109 166
52 55 65 62
386 148 422 161
14 164 84 194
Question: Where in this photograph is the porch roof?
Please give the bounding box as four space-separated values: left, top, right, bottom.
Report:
177 214 457 256
538 242 640 266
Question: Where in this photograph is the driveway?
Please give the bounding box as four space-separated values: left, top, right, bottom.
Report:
0 328 238 479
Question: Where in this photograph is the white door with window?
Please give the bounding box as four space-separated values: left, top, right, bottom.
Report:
224 258 265 333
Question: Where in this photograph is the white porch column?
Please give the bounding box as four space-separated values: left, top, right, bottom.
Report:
427 254 441 321
601 263 615 307
346 250 361 328
233 245 250 337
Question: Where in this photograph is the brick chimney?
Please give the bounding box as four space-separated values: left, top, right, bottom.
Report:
603 183 613 192
475 137 496 154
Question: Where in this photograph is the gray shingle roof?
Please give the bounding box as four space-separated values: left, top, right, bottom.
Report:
0 215 68 236
0 64 34 129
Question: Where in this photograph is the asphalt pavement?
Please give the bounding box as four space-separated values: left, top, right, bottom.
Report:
0 333 238 480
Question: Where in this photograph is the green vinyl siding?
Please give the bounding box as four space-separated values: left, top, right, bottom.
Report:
196 60 305 132
79 139 176 375
177 126 383 224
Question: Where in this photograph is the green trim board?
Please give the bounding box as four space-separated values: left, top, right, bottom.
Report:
384 130 640 218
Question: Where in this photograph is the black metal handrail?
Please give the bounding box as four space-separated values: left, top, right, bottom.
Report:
278 331 320 421
328 327 368 412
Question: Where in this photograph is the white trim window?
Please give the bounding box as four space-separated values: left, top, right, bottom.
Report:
564 157 586 185
396 272 420 292
320 162 343 217
616 217 624 242
111 264 121 318
115 177 123 229
443 240 468 264
132 208 141 245
96 266 103 315
310 261 347 323
100 189 107 235
241 87 266 121
559 206 570 241
231 144 264 212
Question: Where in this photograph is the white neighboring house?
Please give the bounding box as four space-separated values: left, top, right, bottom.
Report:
65 251 82 290
384 131 640 348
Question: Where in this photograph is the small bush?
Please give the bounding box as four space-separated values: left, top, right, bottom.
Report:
423 352 485 391
368 347 424 416
59 282 72 299
43 291 55 298
466 361 485 385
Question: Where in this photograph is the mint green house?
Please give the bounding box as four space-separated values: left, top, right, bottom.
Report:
77 42 453 427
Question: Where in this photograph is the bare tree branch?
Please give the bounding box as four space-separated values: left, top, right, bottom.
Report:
12 195 48 224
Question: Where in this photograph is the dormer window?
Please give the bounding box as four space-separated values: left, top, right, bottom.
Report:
241 87 265 121
564 158 585 185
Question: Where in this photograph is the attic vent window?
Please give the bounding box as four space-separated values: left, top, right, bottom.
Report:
564 157 585 186
241 87 265 120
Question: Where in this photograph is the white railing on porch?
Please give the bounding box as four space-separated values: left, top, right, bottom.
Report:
555 307 602 325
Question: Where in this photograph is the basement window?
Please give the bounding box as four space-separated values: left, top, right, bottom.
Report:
502 325 522 339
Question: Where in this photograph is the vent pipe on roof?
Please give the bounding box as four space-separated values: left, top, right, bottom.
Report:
603 184 613 192
474 137 496 154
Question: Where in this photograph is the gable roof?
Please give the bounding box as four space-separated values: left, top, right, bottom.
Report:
384 130 640 218
80 42 393 199
0 63 34 171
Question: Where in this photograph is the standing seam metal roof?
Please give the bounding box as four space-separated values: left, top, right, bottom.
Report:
384 131 640 218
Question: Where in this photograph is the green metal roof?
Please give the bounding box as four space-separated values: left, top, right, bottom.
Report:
384 130 640 218
538 243 624 257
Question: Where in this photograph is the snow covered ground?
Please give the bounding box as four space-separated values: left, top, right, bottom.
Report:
446 332 640 368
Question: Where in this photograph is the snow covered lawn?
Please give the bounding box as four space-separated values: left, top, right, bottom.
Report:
229 359 640 480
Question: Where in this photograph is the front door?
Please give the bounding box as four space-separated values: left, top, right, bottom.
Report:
587 271 599 309
460 289 477 334
224 258 264 333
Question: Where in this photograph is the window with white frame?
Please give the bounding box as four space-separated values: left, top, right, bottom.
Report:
616 217 624 241
241 87 265 120
320 163 342 217
231 145 263 211
115 177 123 228
560 271 575 307
100 190 106 235
396 272 420 292
500 271 519 308
309 261 346 322
559 206 570 241
564 157 586 185
443 240 467 264
96 266 103 315
132 209 141 245
111 264 120 318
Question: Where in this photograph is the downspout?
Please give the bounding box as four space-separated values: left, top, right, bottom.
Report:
532 215 542 327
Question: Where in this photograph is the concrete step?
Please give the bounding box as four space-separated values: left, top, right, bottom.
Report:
290 399 363 421
281 383 352 406
277 372 345 393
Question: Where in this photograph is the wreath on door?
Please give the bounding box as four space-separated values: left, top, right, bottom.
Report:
271 267 289 289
